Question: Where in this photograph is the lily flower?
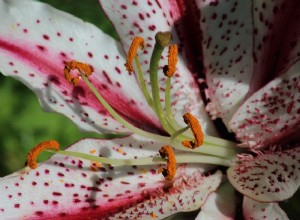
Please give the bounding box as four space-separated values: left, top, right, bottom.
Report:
0 0 299 219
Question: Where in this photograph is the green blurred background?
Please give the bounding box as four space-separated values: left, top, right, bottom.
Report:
0 0 298 218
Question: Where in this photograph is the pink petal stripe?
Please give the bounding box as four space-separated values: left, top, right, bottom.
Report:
229 63 300 148
227 147 300 202
0 0 163 134
243 197 288 220
0 135 216 219
99 0 218 135
248 0 300 96
196 0 254 125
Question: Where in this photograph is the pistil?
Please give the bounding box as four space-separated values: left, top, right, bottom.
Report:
149 32 176 134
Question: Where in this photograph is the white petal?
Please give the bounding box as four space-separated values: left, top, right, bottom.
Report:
228 147 300 202
243 197 288 220
196 0 253 125
0 0 163 134
195 182 236 220
229 62 300 148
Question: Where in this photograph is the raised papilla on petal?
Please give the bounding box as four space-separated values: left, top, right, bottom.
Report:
243 196 288 220
229 63 300 149
196 0 254 125
227 147 300 202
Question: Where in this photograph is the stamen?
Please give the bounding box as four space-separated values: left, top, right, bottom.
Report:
182 113 204 149
64 61 92 86
163 44 178 77
25 140 59 169
124 36 144 73
158 146 176 181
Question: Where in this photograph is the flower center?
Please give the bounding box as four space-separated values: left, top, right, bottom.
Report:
25 32 238 181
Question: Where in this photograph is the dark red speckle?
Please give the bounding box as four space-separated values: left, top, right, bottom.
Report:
73 199 81 203
60 52 66 57
36 45 45 51
57 172 65 177
115 67 121 74
139 13 145 20
43 34 50 40
35 211 44 216
53 192 62 196
149 25 156 31
88 52 93 58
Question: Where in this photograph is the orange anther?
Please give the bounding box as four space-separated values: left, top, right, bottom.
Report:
182 113 204 149
64 61 93 86
163 44 178 77
158 146 176 181
25 140 59 169
124 36 144 73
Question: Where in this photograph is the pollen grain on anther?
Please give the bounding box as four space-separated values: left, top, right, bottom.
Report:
163 44 178 77
26 140 60 169
158 146 176 181
182 113 204 149
124 36 144 73
64 61 93 86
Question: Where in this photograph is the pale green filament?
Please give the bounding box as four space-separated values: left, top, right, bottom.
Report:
170 126 189 141
134 57 153 107
171 142 237 159
80 72 169 143
47 150 232 167
80 71 237 157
